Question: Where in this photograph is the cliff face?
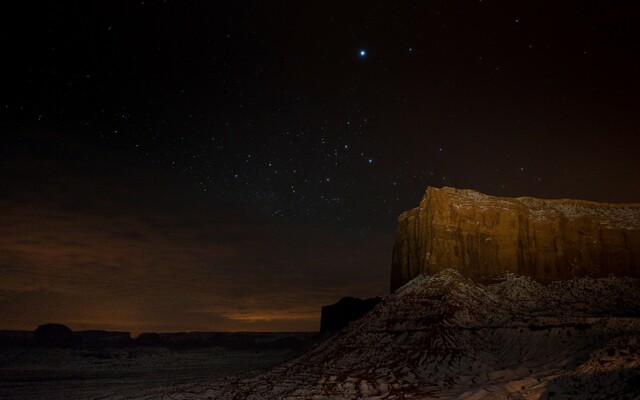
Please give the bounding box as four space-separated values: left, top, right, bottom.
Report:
391 187 640 291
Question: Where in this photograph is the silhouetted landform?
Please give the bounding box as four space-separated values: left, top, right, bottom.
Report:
209 270 640 398
320 296 382 332
33 323 74 348
392 186 640 291
0 326 313 351
0 330 33 348
136 331 313 350
77 330 132 347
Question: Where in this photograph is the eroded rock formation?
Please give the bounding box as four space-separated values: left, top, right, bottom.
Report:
207 270 640 399
391 187 640 291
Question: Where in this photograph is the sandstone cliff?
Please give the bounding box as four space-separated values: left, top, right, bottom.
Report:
391 187 640 291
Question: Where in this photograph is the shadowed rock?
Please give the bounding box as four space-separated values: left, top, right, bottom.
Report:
391 186 640 291
320 296 382 332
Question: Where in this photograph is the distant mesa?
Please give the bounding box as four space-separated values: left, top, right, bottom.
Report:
0 330 33 348
31 324 133 348
391 186 640 291
34 323 74 348
0 326 313 351
135 332 162 347
320 296 382 332
77 330 132 347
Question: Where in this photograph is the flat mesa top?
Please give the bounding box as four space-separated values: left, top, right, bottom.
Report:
401 186 640 230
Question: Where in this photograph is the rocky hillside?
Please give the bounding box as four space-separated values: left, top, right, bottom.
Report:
182 270 640 399
391 187 640 291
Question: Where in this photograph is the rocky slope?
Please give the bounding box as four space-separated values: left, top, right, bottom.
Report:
391 187 640 291
167 270 640 399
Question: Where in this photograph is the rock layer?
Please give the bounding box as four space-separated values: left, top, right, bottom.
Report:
391 187 640 291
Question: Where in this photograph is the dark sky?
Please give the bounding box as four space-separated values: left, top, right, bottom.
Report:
1 1 639 333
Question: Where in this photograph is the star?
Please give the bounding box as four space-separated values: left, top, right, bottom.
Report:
359 49 366 57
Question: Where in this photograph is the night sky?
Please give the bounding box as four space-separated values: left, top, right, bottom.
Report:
1 1 639 333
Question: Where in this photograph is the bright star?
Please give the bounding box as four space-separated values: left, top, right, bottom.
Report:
359 50 366 57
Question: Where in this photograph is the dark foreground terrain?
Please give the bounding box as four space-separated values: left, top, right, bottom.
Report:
3 271 640 399
0 333 313 400
201 271 640 399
